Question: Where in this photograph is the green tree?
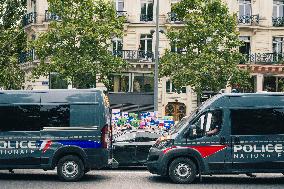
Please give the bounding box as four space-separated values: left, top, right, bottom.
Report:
160 0 251 97
31 0 128 88
0 0 26 89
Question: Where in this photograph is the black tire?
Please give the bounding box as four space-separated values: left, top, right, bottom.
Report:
168 157 197 184
57 155 85 182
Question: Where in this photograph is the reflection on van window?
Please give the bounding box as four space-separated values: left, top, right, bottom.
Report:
0 105 41 131
231 108 284 135
40 105 70 128
0 105 70 132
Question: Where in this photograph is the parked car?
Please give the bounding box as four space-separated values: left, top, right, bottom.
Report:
112 130 161 166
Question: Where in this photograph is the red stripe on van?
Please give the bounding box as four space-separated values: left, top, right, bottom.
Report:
163 145 227 158
189 145 227 158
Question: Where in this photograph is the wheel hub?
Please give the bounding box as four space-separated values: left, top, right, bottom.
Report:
62 161 79 178
175 163 191 178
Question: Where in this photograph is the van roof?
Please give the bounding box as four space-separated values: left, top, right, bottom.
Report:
0 89 104 104
223 92 284 97
207 92 284 109
0 89 103 94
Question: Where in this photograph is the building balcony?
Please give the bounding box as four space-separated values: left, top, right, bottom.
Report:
238 14 259 25
272 17 284 27
113 50 154 62
241 53 284 65
45 10 61 22
140 14 153 22
117 11 127 17
19 49 154 64
167 12 183 23
22 12 37 27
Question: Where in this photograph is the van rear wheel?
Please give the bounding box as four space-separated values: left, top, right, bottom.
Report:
169 157 197 184
57 155 85 182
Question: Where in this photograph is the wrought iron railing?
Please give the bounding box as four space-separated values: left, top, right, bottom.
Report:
241 53 284 64
238 14 259 25
22 12 37 26
167 12 183 23
272 17 284 27
19 49 37 64
140 14 153 22
113 50 154 62
45 10 61 22
117 11 127 17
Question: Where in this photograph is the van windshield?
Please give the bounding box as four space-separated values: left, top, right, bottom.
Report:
170 114 193 134
197 94 221 112
170 94 221 134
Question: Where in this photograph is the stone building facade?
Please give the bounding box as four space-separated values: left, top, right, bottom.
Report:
21 0 284 120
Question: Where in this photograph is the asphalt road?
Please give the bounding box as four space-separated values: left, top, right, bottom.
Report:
0 169 284 189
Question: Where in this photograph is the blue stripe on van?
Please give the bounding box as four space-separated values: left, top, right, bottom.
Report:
57 140 102 148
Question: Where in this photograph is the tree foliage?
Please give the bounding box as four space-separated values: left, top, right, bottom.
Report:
0 0 26 89
31 0 128 88
160 0 251 95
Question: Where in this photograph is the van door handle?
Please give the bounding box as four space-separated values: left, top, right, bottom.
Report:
234 137 240 145
220 137 226 145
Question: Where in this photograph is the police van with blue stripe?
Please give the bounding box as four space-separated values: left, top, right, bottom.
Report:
0 89 111 181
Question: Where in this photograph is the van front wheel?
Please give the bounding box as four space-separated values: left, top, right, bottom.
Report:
169 157 197 184
57 155 85 182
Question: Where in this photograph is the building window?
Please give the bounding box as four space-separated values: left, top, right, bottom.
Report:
140 0 153 22
239 0 251 17
110 74 131 92
108 73 154 93
139 34 153 59
273 37 283 54
166 80 186 93
239 36 251 55
273 1 284 18
168 0 182 22
171 39 185 53
239 0 253 24
115 0 124 12
273 1 284 26
30 0 36 11
133 73 154 92
264 76 277 92
112 37 123 56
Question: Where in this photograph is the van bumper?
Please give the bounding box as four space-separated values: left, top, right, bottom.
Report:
146 148 168 176
86 149 109 169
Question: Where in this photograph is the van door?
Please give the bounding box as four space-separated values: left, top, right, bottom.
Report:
185 110 231 173
0 105 42 167
230 108 284 172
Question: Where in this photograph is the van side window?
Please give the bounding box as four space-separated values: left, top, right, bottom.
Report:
191 110 222 138
231 108 284 135
0 105 70 132
40 105 70 128
0 105 41 131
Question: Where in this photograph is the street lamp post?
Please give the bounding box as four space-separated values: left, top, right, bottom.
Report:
154 0 160 112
